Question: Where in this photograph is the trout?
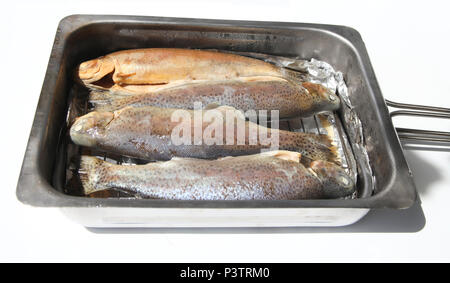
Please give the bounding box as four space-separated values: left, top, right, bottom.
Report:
77 48 299 92
79 151 354 200
70 105 337 165
90 77 340 119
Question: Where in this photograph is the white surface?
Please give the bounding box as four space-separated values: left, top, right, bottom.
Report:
1 0 450 262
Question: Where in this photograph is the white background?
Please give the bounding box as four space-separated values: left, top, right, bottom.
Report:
1 0 450 262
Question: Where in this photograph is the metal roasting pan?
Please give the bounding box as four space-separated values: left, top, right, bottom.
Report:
16 15 449 228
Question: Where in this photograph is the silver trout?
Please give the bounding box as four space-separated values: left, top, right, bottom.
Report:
79 151 354 200
90 77 340 119
70 105 337 165
77 48 298 92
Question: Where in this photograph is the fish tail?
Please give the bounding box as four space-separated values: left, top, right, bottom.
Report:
79 156 108 195
299 133 338 165
316 134 339 163
92 103 114 112
89 91 113 111
89 91 127 112
281 68 308 83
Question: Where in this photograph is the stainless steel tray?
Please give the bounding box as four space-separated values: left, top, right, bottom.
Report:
16 15 424 227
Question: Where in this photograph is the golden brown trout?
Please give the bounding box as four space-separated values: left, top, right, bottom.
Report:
77 48 298 92
90 77 340 119
70 105 337 165
79 151 354 200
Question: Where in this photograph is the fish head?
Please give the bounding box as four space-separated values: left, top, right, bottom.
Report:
302 82 341 111
310 160 355 198
70 111 114 147
77 56 115 84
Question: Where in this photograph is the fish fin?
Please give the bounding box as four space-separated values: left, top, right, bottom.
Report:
281 68 308 83
89 91 123 112
115 72 136 78
298 133 339 166
263 150 301 163
315 134 339 164
79 156 108 195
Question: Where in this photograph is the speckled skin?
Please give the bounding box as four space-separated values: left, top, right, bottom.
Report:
70 106 337 164
79 153 354 200
78 48 284 90
91 78 340 119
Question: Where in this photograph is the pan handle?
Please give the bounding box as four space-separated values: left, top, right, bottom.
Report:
386 100 450 146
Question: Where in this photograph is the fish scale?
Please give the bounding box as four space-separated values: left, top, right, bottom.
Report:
70 105 338 165
90 78 340 119
79 151 355 200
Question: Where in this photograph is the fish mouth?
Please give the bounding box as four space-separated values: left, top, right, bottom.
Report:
301 82 341 110
78 57 115 84
78 58 102 82
310 160 355 197
325 91 341 108
70 112 115 147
